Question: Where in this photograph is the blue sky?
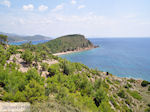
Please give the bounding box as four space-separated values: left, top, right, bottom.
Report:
0 0 150 37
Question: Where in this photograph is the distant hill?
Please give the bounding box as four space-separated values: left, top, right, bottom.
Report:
0 32 52 42
39 34 95 53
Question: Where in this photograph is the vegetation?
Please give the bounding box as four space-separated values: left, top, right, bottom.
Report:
21 49 34 64
141 80 150 87
38 34 94 53
117 90 126 98
0 34 8 45
126 90 142 100
148 86 150 91
0 35 149 112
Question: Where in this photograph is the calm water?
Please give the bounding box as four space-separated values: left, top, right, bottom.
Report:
61 38 150 81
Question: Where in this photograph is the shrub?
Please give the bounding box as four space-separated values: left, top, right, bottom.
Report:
147 103 150 107
109 96 120 109
145 108 150 112
7 45 17 54
26 68 43 84
40 51 47 59
124 83 132 89
21 50 34 64
48 64 60 76
94 86 107 107
127 79 136 83
6 62 19 70
23 79 46 103
127 90 142 100
117 90 126 98
56 87 69 100
141 80 150 87
148 86 150 91
63 61 74 75
98 101 114 112
41 63 49 71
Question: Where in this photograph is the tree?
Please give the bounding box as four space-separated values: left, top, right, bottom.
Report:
21 50 34 64
40 51 47 60
48 64 60 77
0 45 10 65
23 79 46 103
94 86 107 107
60 60 74 75
0 34 8 45
7 45 17 54
41 63 49 71
141 80 150 87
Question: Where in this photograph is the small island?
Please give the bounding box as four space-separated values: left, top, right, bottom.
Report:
0 34 150 112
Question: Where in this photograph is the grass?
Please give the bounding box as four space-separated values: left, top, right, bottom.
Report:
31 98 81 112
127 90 142 100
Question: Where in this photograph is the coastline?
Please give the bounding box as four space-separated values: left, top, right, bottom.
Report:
53 46 98 56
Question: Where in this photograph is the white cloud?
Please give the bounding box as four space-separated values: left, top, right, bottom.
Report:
124 14 137 19
0 0 11 7
19 18 25 24
71 0 76 5
38 5 48 12
23 4 34 11
51 4 64 12
78 5 85 9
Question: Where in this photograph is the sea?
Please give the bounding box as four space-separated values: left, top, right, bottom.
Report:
10 38 150 81
60 38 150 81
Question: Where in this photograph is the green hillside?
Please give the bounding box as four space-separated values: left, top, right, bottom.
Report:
39 34 94 53
0 34 150 112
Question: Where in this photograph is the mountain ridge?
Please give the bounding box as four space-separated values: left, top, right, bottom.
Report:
0 32 52 42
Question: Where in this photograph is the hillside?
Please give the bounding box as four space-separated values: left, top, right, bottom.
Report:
0 32 51 42
0 35 150 112
39 34 96 53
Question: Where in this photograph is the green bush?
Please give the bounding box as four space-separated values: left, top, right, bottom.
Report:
7 45 17 54
127 90 142 100
62 61 74 75
127 79 136 83
98 101 114 112
0 45 10 66
148 86 150 91
141 80 150 87
26 68 44 84
41 63 49 71
48 64 60 76
145 108 150 112
23 79 46 103
94 86 107 107
117 90 126 98
21 50 34 64
109 96 120 109
124 83 132 89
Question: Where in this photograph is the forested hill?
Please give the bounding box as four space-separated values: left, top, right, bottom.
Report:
0 32 51 42
39 34 95 53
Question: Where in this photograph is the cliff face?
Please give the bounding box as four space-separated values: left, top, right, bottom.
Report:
41 34 95 53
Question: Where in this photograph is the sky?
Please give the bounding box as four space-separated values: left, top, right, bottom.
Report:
0 0 150 37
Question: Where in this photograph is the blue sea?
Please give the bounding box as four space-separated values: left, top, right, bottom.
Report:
60 38 150 81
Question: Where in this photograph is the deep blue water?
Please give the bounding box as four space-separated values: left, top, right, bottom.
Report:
61 38 150 81
9 40 50 45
